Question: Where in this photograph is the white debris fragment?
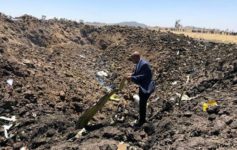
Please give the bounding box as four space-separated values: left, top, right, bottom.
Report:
154 96 160 101
182 94 191 101
176 93 191 101
170 97 176 101
96 71 108 77
133 94 140 111
104 86 112 92
7 79 13 86
186 75 190 84
20 146 28 150
177 50 180 55
115 115 125 122
131 120 138 126
75 128 87 139
3 124 13 139
0 116 16 122
133 94 140 105
79 55 86 58
171 81 178 85
32 113 37 118
22 59 31 64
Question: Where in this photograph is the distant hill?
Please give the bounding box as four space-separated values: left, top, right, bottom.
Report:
85 21 148 28
116 21 148 28
85 22 107 27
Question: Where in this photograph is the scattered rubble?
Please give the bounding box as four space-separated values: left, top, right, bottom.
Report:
0 13 236 149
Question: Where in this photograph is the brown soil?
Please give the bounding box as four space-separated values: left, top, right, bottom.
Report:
0 13 237 150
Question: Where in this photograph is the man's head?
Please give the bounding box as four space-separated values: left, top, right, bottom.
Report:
129 51 141 64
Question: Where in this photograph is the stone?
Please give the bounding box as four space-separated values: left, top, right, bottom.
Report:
102 127 124 140
210 129 220 136
161 100 173 112
230 121 237 129
46 129 56 137
31 138 47 149
55 102 66 111
208 114 217 121
143 123 155 136
0 48 4 53
218 109 230 115
225 118 233 125
190 129 202 137
13 142 23 149
0 101 14 111
24 90 37 103
220 115 233 125
207 105 220 114
71 96 83 102
98 39 110 50
233 99 237 105
183 111 192 117
99 144 117 150
59 91 66 100
72 102 83 112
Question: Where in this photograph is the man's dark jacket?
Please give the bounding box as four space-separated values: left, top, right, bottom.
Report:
131 59 155 94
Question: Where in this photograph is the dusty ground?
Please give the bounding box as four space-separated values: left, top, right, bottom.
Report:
171 31 237 44
0 13 237 150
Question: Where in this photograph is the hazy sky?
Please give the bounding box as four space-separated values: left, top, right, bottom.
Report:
0 0 236 31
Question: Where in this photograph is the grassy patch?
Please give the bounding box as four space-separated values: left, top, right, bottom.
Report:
172 31 237 44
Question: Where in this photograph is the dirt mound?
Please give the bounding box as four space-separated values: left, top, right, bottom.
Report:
0 13 237 149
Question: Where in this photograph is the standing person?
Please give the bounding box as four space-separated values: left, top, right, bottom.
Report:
125 51 155 127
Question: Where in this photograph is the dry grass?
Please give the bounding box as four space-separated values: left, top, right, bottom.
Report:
171 31 237 44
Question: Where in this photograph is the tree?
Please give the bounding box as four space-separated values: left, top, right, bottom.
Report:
175 19 182 30
79 19 84 24
41 15 46 20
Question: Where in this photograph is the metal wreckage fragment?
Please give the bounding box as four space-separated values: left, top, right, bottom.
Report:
76 78 127 129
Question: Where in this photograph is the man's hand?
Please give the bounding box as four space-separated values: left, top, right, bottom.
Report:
125 73 132 81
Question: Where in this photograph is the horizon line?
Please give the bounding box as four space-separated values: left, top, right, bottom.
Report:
1 12 236 33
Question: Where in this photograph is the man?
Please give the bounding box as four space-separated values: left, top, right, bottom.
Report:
126 51 155 126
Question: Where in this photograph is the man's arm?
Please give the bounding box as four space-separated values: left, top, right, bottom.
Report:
131 64 150 84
